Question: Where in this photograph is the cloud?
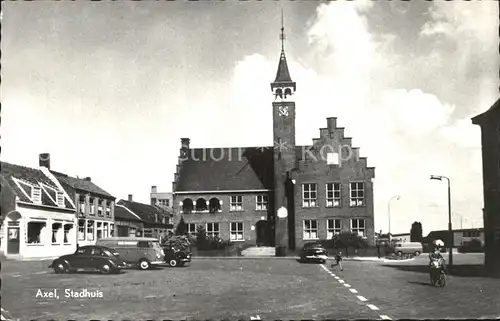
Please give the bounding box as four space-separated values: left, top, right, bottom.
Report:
224 0 491 234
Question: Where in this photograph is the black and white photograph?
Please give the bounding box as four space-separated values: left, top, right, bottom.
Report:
1 0 499 320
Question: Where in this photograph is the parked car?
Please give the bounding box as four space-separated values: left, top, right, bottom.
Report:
96 237 165 270
299 242 329 263
394 242 423 256
162 245 192 267
48 245 125 274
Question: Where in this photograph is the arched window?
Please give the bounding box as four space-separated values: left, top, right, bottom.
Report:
275 88 283 99
209 198 221 213
195 198 207 212
284 88 292 98
182 198 194 214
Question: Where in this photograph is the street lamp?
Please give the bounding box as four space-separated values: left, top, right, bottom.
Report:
388 195 400 239
430 175 453 266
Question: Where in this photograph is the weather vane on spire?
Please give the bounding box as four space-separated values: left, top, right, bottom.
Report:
280 8 285 52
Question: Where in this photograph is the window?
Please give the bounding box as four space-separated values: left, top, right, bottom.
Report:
110 224 114 236
303 220 318 240
327 219 342 239
79 196 86 214
129 227 136 237
27 222 45 244
206 223 220 238
91 247 103 256
97 199 103 216
105 201 111 217
97 222 103 239
56 192 65 207
256 195 268 211
64 224 72 243
187 223 196 237
326 183 341 207
327 152 339 165
159 199 170 206
32 187 42 204
463 231 480 238
76 247 91 256
181 199 193 214
144 229 153 238
87 220 95 241
78 219 85 240
209 198 221 213
89 198 95 215
350 182 365 207
351 219 366 237
195 198 208 212
230 222 244 241
52 223 62 244
230 196 243 211
138 241 150 248
302 184 317 207
117 225 129 237
103 223 109 238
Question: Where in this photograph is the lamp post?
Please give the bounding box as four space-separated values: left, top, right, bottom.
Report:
453 212 463 230
430 175 453 266
388 195 400 240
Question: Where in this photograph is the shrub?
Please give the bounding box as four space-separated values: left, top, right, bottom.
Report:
162 235 191 251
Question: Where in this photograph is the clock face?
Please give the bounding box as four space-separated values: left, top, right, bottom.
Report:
278 105 289 116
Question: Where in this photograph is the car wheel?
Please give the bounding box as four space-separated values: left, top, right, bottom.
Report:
415 251 421 256
169 259 178 267
100 263 112 274
53 262 67 274
139 259 150 270
397 251 403 257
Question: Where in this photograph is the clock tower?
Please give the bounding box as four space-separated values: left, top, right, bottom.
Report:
271 14 297 252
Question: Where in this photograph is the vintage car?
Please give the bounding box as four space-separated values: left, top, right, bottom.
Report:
163 245 191 267
48 245 126 274
299 242 329 263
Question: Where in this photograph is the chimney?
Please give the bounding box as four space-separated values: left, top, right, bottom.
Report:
128 194 133 202
181 138 190 149
39 153 51 169
151 186 157 194
83 177 91 181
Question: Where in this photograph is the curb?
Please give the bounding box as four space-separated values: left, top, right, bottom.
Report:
383 257 416 263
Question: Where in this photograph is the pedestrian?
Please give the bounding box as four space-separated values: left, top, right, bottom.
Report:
331 251 344 271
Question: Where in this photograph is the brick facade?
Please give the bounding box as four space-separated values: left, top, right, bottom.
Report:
174 192 273 246
472 98 500 275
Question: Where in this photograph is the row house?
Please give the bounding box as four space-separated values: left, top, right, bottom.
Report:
46 156 116 246
116 195 173 241
0 161 77 259
172 22 375 252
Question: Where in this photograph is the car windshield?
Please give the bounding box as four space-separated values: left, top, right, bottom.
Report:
152 241 162 249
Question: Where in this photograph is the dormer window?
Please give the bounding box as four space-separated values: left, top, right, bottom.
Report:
56 192 65 207
32 186 42 204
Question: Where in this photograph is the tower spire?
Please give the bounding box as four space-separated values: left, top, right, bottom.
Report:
280 8 285 52
273 8 293 84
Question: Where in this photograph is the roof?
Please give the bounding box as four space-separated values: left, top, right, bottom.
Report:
117 199 172 225
0 161 74 209
114 205 143 223
472 98 500 124
175 147 275 192
274 50 293 83
51 171 115 199
424 228 484 239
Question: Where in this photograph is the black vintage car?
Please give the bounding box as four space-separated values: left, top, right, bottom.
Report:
163 245 191 267
299 242 329 263
48 245 126 274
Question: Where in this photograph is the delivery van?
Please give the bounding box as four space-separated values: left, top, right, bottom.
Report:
96 237 165 270
394 242 423 256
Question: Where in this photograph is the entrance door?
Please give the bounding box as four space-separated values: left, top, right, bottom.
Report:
7 227 20 254
256 220 270 246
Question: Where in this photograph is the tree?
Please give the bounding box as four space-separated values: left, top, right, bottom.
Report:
410 222 423 242
174 216 187 236
332 231 368 257
195 225 208 249
162 234 191 250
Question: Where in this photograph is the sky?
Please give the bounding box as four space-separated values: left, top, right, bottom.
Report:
1 0 498 235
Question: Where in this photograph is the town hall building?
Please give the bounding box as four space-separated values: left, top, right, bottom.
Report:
172 24 375 253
